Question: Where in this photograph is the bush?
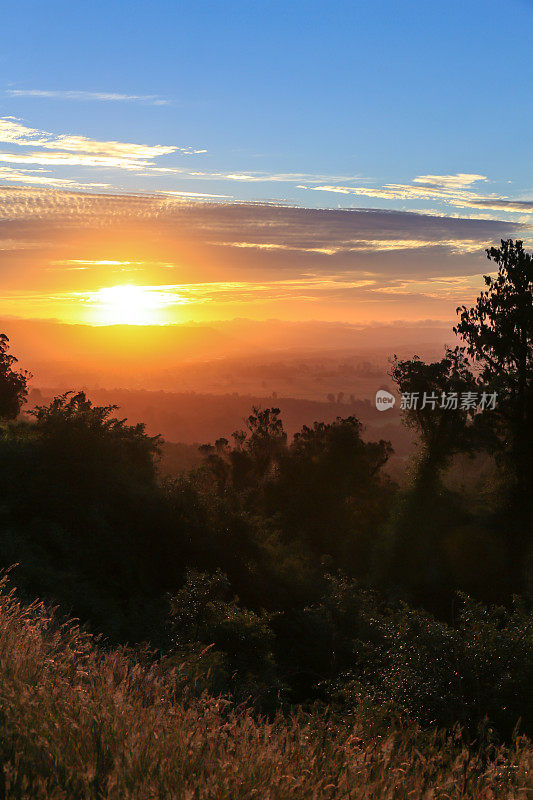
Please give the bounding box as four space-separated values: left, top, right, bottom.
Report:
166 569 281 704
323 576 533 737
0 577 531 799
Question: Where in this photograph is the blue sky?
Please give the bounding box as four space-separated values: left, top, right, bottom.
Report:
0 0 531 327
1 0 532 215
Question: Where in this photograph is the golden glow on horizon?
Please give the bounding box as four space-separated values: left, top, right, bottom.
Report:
88 284 187 325
0 272 490 328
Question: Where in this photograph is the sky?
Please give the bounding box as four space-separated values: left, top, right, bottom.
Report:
0 0 531 327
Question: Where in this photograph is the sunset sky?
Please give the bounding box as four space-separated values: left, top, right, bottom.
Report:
1 0 532 327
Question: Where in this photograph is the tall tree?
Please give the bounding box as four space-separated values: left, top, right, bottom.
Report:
452 240 533 582
454 240 532 506
266 416 393 573
391 347 475 491
201 407 287 493
388 349 475 602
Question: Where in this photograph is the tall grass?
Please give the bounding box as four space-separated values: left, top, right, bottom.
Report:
0 577 530 799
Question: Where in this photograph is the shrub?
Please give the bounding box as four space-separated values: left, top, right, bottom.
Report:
0 577 530 799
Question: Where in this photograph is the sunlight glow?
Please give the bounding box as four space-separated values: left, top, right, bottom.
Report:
88 284 187 325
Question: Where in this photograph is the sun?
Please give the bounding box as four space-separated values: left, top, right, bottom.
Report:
90 284 170 325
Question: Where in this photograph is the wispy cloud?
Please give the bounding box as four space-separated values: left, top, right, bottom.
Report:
151 168 361 183
412 174 487 189
0 117 205 177
65 277 379 308
374 274 491 300
162 190 233 199
213 237 488 255
2 271 503 321
7 89 169 105
0 165 109 188
0 238 51 250
302 173 533 216
212 241 340 255
0 151 172 170
0 185 521 268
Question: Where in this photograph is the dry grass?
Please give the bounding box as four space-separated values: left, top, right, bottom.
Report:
0 578 531 799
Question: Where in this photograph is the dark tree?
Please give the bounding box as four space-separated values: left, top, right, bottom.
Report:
31 391 161 490
0 334 29 419
388 349 477 605
201 407 287 493
267 416 393 572
391 347 475 490
241 406 287 475
27 392 164 570
454 240 533 499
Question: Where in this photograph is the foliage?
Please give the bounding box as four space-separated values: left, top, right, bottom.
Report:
386 241 533 596
0 391 173 639
266 417 393 573
455 240 533 577
199 405 287 492
200 412 394 576
454 240 532 409
29 390 162 498
454 239 533 508
391 347 475 479
0 333 29 419
336 587 533 737
0 579 531 800
166 569 279 703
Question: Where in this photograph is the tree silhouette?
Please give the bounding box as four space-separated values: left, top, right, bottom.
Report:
267 416 393 571
29 391 162 524
0 334 29 419
391 347 475 489
388 349 477 604
201 407 287 493
454 240 533 548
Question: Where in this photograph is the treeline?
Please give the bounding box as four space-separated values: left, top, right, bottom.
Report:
29 387 399 446
0 240 531 739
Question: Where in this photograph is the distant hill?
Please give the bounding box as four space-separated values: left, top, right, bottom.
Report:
27 387 416 480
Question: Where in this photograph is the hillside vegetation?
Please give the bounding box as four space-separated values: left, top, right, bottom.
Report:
0 578 531 800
